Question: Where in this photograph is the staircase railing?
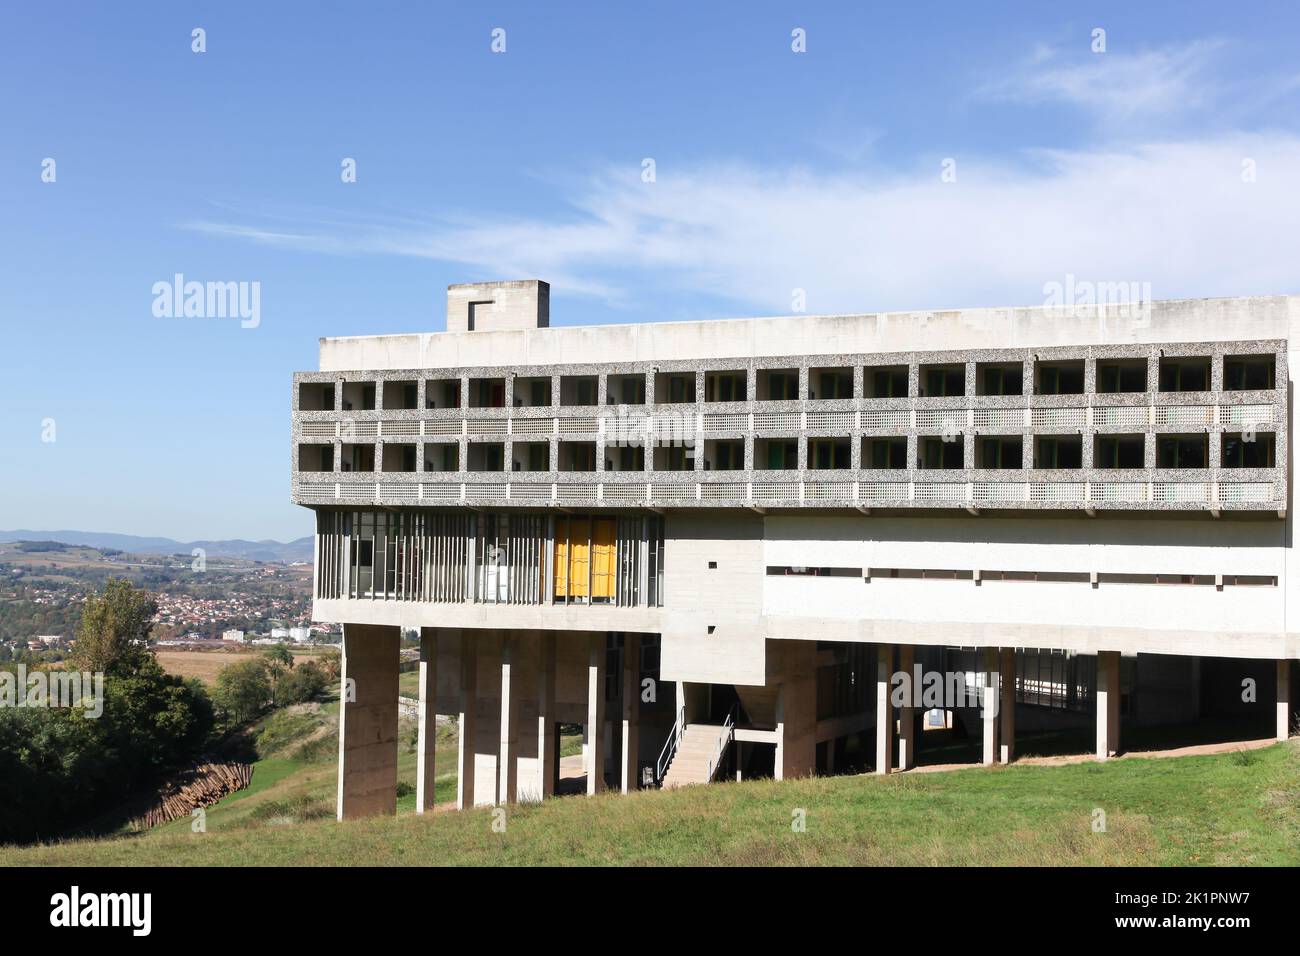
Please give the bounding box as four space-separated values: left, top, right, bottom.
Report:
705 704 739 782
655 701 686 784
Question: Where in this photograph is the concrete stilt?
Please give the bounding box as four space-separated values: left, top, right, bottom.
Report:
415 627 439 814
456 632 478 810
337 624 400 821
620 635 641 793
897 644 915 771
498 633 519 805
876 643 893 775
536 633 556 799
1278 659 1292 743
1096 650 1120 761
981 646 998 767
999 647 1015 765
586 636 606 795
773 642 817 780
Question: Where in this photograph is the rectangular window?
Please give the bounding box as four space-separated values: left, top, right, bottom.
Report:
1096 360 1146 393
1224 356 1275 391
976 435 1022 469
867 366 908 398
1034 435 1082 469
1156 434 1208 468
1159 357 1210 392
1221 432 1275 468
1095 434 1145 469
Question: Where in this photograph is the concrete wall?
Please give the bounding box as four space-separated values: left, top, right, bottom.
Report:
318 295 1300 373
659 512 768 686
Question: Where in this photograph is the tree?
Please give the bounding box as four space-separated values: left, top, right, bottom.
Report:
260 645 294 704
212 660 272 724
262 645 294 669
278 661 329 705
318 649 342 682
71 579 156 675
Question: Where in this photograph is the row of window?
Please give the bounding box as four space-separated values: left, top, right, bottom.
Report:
298 431 1276 473
298 355 1277 411
315 510 664 606
766 565 1277 587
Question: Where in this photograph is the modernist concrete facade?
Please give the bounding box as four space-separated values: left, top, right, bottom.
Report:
293 280 1300 819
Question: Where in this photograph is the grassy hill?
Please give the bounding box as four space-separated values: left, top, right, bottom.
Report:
6 736 1298 866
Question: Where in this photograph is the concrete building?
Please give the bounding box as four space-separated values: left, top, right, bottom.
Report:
289 626 312 643
221 629 246 643
292 280 1299 820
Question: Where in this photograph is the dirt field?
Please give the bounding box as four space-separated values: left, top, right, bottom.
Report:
156 648 327 685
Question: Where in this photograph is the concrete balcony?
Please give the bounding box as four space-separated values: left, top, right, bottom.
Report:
291 468 1284 513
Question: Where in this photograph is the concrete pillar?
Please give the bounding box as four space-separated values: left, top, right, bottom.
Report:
456 632 478 810
774 643 817 780
897 644 915 771
337 623 400 821
586 636 606 795
1278 659 1292 743
1096 650 1120 761
536 633 556 799
876 643 893 775
415 628 439 814
498 633 519 805
620 635 641 794
981 646 999 767
999 647 1015 765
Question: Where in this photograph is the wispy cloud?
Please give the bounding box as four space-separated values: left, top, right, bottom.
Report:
185 133 1300 316
975 39 1225 124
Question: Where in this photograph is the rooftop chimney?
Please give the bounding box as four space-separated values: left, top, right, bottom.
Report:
446 279 549 333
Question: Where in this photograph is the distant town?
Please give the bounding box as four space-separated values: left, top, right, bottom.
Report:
0 539 330 661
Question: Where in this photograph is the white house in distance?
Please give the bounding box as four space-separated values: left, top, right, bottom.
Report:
289 626 312 643
291 280 1299 820
221 629 246 643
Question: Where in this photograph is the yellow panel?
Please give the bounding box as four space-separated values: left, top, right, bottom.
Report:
591 519 616 599
553 518 569 598
569 519 590 597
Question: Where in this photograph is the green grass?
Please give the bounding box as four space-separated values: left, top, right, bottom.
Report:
11 739 1299 866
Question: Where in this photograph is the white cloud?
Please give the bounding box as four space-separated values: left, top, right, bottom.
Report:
187 134 1300 316
975 39 1225 124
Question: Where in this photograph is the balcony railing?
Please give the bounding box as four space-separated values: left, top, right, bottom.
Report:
295 401 1278 440
294 474 1281 510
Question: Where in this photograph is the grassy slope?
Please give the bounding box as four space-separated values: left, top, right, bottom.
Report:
9 740 1298 867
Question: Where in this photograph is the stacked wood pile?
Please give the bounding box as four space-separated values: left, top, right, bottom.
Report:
131 760 253 830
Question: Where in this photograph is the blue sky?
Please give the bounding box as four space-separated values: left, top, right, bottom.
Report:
2 1 1298 542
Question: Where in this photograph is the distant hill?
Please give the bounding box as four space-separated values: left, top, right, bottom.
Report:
0 530 313 563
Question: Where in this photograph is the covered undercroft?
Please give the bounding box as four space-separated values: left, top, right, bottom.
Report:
334 626 1297 819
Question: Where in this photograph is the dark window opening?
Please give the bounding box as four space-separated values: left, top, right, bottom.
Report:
1223 356 1275 391
1159 357 1210 393
1034 435 1083 469
1096 360 1147 393
976 435 1022 469
1094 434 1145 469
977 362 1023 396
1035 360 1084 395
866 365 908 398
1221 432 1275 468
1156 434 1208 469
